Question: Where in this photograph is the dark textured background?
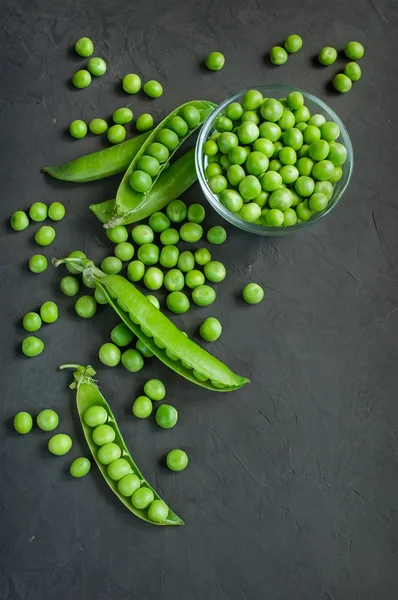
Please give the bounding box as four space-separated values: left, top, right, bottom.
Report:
1 0 398 598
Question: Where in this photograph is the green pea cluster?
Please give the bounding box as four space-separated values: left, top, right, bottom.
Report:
203 89 348 228
10 202 65 252
318 41 364 93
21 300 59 358
72 37 107 89
269 34 303 65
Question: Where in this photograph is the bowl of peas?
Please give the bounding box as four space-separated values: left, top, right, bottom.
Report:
195 85 353 235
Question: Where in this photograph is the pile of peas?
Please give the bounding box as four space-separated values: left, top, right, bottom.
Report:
203 89 347 228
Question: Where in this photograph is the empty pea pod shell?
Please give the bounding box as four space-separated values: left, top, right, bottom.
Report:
42 132 151 182
60 364 183 526
114 100 216 217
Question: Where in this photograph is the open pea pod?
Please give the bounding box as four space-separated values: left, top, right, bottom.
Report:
43 132 151 182
53 258 249 392
61 365 183 526
92 147 196 228
114 100 216 217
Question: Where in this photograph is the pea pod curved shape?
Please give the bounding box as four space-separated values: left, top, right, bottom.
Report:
43 132 151 182
115 100 216 216
61 364 184 526
53 258 249 392
91 147 197 228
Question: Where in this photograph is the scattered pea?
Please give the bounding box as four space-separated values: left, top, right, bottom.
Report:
75 295 97 318
121 349 144 372
270 46 288 65
205 51 225 71
132 396 153 419
11 210 29 231
243 283 264 304
344 41 364 60
199 317 222 342
143 80 163 98
35 225 55 246
40 301 58 324
37 409 59 432
284 34 303 53
14 411 33 434
344 62 361 81
318 47 337 66
74 37 94 57
87 57 107 77
156 404 178 429
122 73 141 94
29 202 47 222
89 118 108 134
29 254 48 274
48 202 65 221
70 457 91 478
99 343 121 367
48 433 72 456
72 70 91 89
166 449 188 472
107 124 126 144
333 74 352 93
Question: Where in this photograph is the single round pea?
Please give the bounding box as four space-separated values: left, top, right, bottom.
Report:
330 167 342 183
295 176 315 197
122 73 141 94
89 118 108 134
99 343 121 367
270 46 288 65
160 245 179 269
70 457 91 478
179 104 201 129
137 243 159 266
243 283 264 304
10 210 29 231
122 349 144 372
318 47 337 65
261 99 284 123
237 121 259 145
132 487 154 509
35 225 55 246
303 125 321 144
266 208 284 227
297 157 315 177
199 317 222 342
166 449 188 472
132 395 153 419
279 147 297 166
205 163 223 178
180 222 203 243
108 458 132 481
94 287 108 305
166 291 190 314
177 250 195 273
239 203 261 223
333 74 352 94
194 248 211 266
309 192 328 212
149 211 170 232
278 110 295 131
215 116 233 133
253 191 269 208
146 142 169 163
241 110 260 125
23 312 42 332
308 114 326 128
157 128 180 151
281 128 302 152
220 155 232 170
65 250 86 274
186 204 205 225
219 189 243 213
75 295 97 318
114 242 134 262
327 142 347 166
107 124 126 144
48 201 65 222
252 139 273 159
204 261 226 283
241 90 263 111
48 433 72 456
261 171 282 192
283 207 298 226
92 424 115 446
112 107 133 125
203 140 218 157
36 409 59 432
87 57 107 77
320 122 340 142
269 188 293 211
143 80 163 98
205 51 225 71
118 473 140 496
111 323 134 347
344 41 364 60
296 122 308 133
127 260 145 282
144 379 166 402
192 284 216 306
130 170 153 193
279 165 299 184
208 174 228 194
27 253 47 274
246 151 269 176
226 102 244 121
14 411 33 434
226 165 245 187
136 340 153 358
314 180 334 200
185 270 205 289
72 69 91 89
131 224 154 245
166 199 187 223
312 159 335 181
148 499 169 523
259 121 281 142
101 256 123 274
218 131 239 154
84 405 107 427
144 267 164 290
156 404 178 429
29 202 47 222
40 301 58 324
293 106 310 123
284 34 303 53
74 37 94 57
227 145 247 166
239 175 261 201
309 140 329 161
287 91 304 110
136 113 154 132
296 199 314 221
207 226 227 245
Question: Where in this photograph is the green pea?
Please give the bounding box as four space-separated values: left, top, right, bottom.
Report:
318 47 337 65
296 199 314 221
205 51 225 71
253 138 274 158
185 270 205 289
203 140 218 157
344 41 364 60
227 145 247 165
206 225 227 245
136 113 154 132
327 142 347 167
89 118 108 134
70 457 91 478
295 176 315 197
239 202 261 223
92 424 115 446
114 242 134 262
280 165 299 184
192 284 216 307
147 213 169 235
266 208 284 227
320 122 340 142
121 349 144 372
144 379 166 401
226 102 244 120
143 267 163 290
48 433 72 456
166 199 187 223
243 283 264 304
309 140 329 161
143 80 163 98
241 89 263 110
314 180 334 200
167 116 188 138
219 189 244 213
166 291 190 314
241 110 260 125
297 144 310 158
14 411 33 434
137 243 159 266
156 404 178 429
75 295 97 318
107 124 126 144
295 122 308 133
303 125 321 144
101 256 123 274
28 202 46 223
166 449 188 472
253 191 269 208
94 287 108 305
23 312 42 332
226 165 244 187
220 155 232 170
185 204 205 226
284 34 303 53
136 340 153 359
268 159 282 172
177 250 195 273
293 106 310 123
194 248 211 266
237 121 259 144
10 210 29 231
279 147 297 166
117 473 141 496
261 99 284 123
123 73 141 94
74 37 94 57
287 91 304 110
110 323 134 348
48 202 65 221
333 74 352 93
283 207 298 226
330 167 342 183
112 107 133 125
179 105 201 128
37 409 59 431
204 261 226 283
308 114 326 128
208 175 228 194
309 192 328 212
312 160 335 181
297 157 314 177
261 171 282 192
108 458 132 481
199 317 222 341
180 223 203 243
239 175 261 201
132 487 154 509
34 225 55 246
132 396 153 418
98 342 121 367
65 250 86 274
205 163 223 178
130 169 153 193
131 224 153 245
259 121 281 142
278 110 295 131
193 370 208 382
127 260 145 282
84 405 108 427
72 69 91 88
40 301 58 324
146 142 169 163
148 499 169 523
270 46 288 65
159 245 179 269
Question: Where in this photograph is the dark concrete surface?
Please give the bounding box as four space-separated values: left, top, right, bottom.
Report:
1 0 398 598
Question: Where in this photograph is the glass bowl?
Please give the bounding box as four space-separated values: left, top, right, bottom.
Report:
195 85 353 236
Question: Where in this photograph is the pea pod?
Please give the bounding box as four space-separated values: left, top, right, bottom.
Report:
53 257 249 392
90 148 196 227
61 364 183 526
114 101 216 217
42 132 151 182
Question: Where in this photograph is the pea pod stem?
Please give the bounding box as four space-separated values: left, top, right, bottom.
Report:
61 364 183 526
